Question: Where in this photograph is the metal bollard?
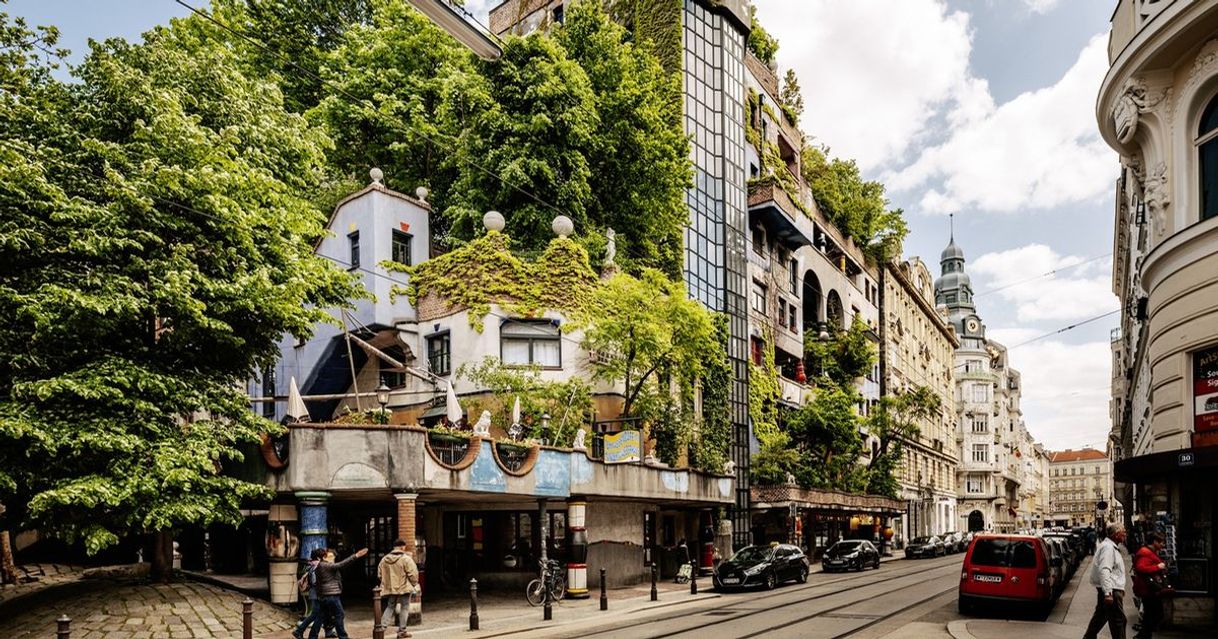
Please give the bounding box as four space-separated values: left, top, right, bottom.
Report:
242 598 253 639
650 564 658 601
543 581 553 621
372 585 385 639
599 568 607 611
689 561 697 595
469 578 479 631
56 614 71 639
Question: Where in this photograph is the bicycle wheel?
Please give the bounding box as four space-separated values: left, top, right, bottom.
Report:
550 575 567 602
526 579 545 606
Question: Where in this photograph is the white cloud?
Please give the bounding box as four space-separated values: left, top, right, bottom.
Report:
986 333 1113 451
754 0 975 172
888 33 1116 214
971 244 1117 323
1022 0 1064 15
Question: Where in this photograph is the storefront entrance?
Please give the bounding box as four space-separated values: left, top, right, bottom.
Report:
967 510 985 532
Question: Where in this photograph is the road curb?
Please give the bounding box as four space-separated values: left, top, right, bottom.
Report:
946 619 976 639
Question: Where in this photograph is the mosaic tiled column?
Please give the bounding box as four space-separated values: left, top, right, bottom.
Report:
296 491 330 561
566 499 588 598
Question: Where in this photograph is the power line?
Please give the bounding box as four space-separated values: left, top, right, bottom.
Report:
974 253 1112 298
1006 310 1121 350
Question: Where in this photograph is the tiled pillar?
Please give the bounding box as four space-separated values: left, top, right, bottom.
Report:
296 491 330 561
566 499 588 598
395 493 422 626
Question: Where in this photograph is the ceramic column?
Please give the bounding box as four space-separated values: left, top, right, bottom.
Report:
395 493 422 626
566 499 588 598
296 491 330 562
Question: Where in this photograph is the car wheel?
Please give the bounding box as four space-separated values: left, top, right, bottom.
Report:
796 566 808 584
765 571 777 590
873 558 881 570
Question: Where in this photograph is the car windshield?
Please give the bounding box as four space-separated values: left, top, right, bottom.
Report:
831 541 863 552
911 537 934 544
971 539 1037 568
729 546 774 563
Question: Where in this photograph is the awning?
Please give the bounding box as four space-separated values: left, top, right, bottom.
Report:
1114 445 1218 482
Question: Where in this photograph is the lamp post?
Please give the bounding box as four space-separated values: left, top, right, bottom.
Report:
376 380 390 425
815 322 831 379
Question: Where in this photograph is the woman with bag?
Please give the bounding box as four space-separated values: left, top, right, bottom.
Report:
1132 532 1170 639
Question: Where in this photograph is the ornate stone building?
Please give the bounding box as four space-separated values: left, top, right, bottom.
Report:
1046 449 1114 528
882 258 959 540
1098 0 1218 623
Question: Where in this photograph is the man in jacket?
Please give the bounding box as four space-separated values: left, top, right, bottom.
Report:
1084 524 1128 639
377 539 421 638
312 547 368 639
1132 532 1169 639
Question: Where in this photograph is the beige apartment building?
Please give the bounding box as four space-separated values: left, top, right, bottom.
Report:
883 258 959 541
1098 0 1218 625
1047 449 1113 528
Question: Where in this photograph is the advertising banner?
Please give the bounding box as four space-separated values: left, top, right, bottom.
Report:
1195 344 1218 434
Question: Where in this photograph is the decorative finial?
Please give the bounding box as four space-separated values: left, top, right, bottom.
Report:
370 167 384 185
415 186 429 202
949 213 954 242
483 210 505 232
552 215 573 238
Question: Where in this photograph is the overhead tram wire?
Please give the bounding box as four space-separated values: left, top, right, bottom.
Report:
973 252 1112 298
1006 309 1121 350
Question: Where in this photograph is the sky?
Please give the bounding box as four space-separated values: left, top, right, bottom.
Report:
5 0 1121 452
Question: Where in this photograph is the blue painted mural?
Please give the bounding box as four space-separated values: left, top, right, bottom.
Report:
469 441 507 493
534 450 571 497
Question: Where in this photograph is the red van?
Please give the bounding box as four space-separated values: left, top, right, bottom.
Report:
958 534 1055 615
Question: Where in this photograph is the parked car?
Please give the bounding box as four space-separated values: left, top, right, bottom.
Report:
905 536 946 559
958 534 1056 616
713 543 808 590
942 532 965 553
822 540 881 572
1043 533 1078 576
1041 538 1067 596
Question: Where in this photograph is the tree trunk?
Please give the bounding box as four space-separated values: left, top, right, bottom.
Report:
0 530 18 585
150 530 174 583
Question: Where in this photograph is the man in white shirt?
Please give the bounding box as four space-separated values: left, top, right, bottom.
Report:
1083 524 1128 639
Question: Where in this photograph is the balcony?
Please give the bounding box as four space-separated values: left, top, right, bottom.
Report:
779 376 810 407
748 180 813 250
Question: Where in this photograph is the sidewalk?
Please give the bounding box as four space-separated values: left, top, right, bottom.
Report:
947 558 1209 639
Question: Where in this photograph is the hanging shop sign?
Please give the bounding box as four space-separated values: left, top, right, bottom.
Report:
1193 344 1218 436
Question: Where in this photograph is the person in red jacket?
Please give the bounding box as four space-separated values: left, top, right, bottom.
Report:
1132 532 1168 639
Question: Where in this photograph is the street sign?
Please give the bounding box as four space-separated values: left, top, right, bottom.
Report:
1179 452 1196 467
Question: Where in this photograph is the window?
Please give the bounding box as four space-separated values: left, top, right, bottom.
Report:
752 282 767 314
391 230 413 266
789 259 798 293
751 226 765 255
972 384 988 403
501 320 561 368
971 414 988 433
1199 92 1218 221
348 231 361 269
972 444 988 463
778 299 788 327
966 476 983 494
427 332 451 376
750 336 764 366
381 347 408 388
788 306 797 332
261 366 276 418
552 4 564 23
964 359 982 373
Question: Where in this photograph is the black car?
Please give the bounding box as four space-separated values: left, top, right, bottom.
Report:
713 543 809 590
904 535 946 559
821 540 881 572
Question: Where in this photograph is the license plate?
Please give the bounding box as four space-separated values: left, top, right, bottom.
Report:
973 574 1002 583
721 577 739 584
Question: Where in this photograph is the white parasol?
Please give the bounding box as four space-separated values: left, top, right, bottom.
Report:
287 376 309 422
446 381 464 424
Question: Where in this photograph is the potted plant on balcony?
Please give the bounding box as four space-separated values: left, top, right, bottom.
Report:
428 424 472 445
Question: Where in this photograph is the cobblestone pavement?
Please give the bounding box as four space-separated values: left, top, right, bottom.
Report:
0 563 83 605
0 579 296 639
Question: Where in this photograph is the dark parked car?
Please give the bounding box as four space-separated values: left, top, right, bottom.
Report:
821 540 881 572
1043 534 1079 576
713 543 809 590
905 536 946 559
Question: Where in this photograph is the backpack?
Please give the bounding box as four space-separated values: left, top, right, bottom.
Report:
297 566 315 594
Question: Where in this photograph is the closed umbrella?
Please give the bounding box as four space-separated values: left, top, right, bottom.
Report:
446 381 464 425
286 377 309 423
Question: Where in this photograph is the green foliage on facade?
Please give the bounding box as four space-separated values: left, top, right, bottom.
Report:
746 5 779 66
748 331 782 449
0 14 360 555
865 386 942 498
780 68 803 123
804 316 879 388
631 0 682 77
457 357 593 447
689 315 732 473
800 145 909 259
389 231 597 331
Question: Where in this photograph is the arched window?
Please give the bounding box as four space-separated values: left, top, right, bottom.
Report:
1200 92 1218 221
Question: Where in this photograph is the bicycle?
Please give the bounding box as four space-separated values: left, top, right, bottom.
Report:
526 559 566 606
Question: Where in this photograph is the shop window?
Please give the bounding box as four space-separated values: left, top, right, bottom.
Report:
426 331 451 376
1199 92 1218 221
501 320 562 368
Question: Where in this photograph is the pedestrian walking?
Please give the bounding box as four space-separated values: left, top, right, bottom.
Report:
1132 532 1171 639
1083 523 1128 639
377 539 420 638
293 549 338 639
313 547 368 639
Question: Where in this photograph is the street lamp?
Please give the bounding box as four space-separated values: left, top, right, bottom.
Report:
376 380 391 425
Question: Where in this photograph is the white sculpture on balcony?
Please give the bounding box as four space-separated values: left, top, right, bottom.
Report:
472 410 492 437
573 429 587 450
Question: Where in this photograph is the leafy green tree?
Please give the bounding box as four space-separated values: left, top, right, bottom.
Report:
457 357 593 446
787 386 867 491
780 68 803 123
554 2 690 275
865 386 942 497
800 145 908 259
746 5 779 66
689 315 731 473
804 315 878 388
0 14 358 579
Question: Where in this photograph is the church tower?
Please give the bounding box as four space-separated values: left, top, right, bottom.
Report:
933 225 985 341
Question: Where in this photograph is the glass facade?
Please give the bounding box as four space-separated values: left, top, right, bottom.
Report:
682 0 751 549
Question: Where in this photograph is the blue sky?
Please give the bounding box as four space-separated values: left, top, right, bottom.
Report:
4 0 1120 450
